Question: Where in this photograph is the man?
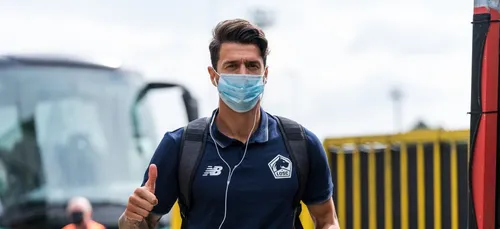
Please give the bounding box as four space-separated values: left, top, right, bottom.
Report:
62 196 106 229
118 18 340 229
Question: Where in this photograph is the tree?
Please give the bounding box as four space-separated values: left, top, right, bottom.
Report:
412 119 430 130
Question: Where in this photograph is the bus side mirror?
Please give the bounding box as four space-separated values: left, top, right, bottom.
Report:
134 82 199 122
131 82 199 154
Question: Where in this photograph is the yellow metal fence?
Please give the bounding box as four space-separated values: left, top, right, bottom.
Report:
325 129 469 229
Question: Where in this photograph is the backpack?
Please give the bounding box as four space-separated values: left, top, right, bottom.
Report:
177 115 309 229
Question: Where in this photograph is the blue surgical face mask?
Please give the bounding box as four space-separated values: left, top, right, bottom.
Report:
215 72 266 113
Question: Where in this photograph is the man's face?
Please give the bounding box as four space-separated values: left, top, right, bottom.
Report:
67 206 90 225
208 42 268 86
70 210 85 225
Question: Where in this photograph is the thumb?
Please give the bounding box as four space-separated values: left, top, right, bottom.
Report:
145 164 158 193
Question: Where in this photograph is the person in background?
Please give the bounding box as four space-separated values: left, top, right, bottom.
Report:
62 196 106 229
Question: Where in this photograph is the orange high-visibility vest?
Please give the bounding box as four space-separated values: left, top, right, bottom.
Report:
61 220 105 229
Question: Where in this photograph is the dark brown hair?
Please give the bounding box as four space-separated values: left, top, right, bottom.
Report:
209 19 269 70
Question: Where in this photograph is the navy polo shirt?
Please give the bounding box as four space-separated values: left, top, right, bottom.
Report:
141 109 333 229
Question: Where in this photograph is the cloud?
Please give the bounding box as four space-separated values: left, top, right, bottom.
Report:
0 11 173 61
0 0 473 140
254 0 472 138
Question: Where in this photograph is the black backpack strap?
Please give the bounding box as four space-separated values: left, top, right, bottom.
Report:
274 116 309 229
177 117 209 227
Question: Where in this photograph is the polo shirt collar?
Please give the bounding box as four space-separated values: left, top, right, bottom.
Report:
209 108 269 148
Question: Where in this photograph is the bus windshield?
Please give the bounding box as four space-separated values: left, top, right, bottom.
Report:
0 65 156 208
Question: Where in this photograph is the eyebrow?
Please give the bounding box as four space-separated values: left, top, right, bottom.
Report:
223 60 240 66
245 60 261 66
223 60 261 66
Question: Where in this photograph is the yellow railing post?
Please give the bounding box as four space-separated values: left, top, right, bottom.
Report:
322 129 468 229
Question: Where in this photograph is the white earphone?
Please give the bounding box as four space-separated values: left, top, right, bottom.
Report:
209 109 259 229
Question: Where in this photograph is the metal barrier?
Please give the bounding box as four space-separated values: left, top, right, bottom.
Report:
324 129 469 229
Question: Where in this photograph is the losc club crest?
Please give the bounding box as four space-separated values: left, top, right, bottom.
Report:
268 154 293 179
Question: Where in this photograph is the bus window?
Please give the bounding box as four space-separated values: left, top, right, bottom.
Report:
0 106 21 152
34 98 108 188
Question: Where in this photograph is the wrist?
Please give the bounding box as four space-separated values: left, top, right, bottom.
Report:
118 212 142 229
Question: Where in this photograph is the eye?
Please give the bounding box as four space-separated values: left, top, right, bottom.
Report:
225 64 237 69
248 63 260 70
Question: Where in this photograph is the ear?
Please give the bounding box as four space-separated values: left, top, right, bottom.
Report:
263 66 269 84
207 66 218 87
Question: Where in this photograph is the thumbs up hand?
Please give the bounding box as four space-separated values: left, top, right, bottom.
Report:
124 164 159 222
144 164 158 193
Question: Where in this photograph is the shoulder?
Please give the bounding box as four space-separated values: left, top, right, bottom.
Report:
89 220 106 229
163 127 184 144
300 127 327 166
148 127 184 165
273 115 324 155
154 117 211 156
269 114 322 147
61 224 75 229
156 127 184 152
303 127 323 150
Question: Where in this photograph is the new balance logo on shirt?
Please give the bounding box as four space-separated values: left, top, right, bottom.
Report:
203 166 223 176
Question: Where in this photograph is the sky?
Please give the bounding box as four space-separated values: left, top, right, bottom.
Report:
0 0 473 141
